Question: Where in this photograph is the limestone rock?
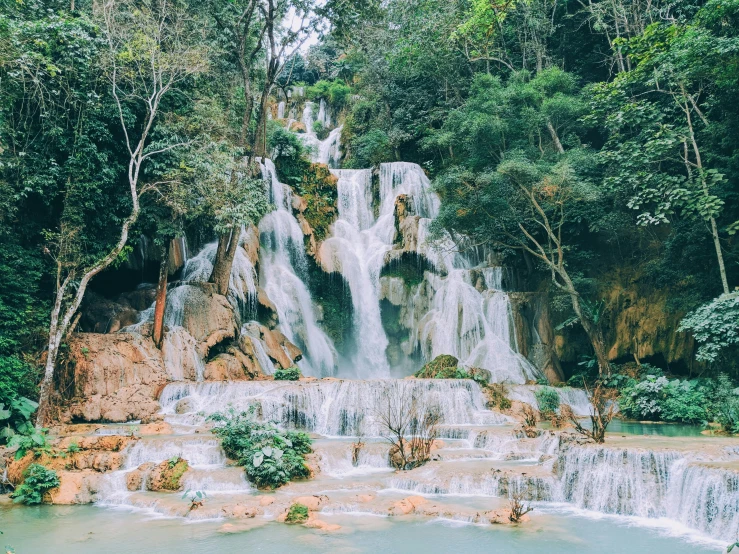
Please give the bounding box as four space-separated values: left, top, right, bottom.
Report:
292 494 328 511
389 495 428 516
48 470 101 504
64 333 168 423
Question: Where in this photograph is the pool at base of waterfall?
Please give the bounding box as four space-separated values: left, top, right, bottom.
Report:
0 502 722 554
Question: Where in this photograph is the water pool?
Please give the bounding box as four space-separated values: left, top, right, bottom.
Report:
0 503 722 554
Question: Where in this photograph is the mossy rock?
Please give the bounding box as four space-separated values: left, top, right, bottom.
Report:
298 163 338 243
150 457 189 491
285 503 309 523
415 355 460 378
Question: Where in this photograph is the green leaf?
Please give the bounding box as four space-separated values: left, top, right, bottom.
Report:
262 446 273 457
253 452 264 468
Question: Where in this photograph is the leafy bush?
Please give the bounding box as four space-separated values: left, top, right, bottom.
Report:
11 464 59 504
268 122 311 188
208 408 312 489
679 292 739 363
415 355 459 378
534 387 560 416
306 79 351 110
8 428 50 459
0 356 39 443
285 503 309 523
704 374 739 433
274 366 301 381
620 375 708 423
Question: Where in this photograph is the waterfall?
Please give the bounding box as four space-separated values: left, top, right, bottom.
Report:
320 169 392 377
555 445 739 541
277 101 285 119
159 379 509 437
299 101 342 167
259 159 337 377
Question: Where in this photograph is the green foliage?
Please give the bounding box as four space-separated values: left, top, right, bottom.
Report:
534 387 560 416
269 122 311 188
161 457 189 491
620 375 708 424
10 464 59 505
8 428 50 460
415 355 460 378
295 164 339 243
285 503 309 523
679 292 739 363
208 408 312 489
306 79 351 111
274 366 302 381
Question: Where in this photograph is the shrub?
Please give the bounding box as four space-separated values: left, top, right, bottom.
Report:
274 366 301 381
161 457 189 491
8 428 50 459
534 387 560 416
285 503 309 523
11 464 59 504
620 375 708 423
0 356 40 443
208 408 312 489
306 79 351 110
705 374 739 433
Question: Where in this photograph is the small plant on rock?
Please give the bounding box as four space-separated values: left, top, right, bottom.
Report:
487 383 512 411
508 490 533 523
534 387 560 417
285 503 309 524
10 464 59 505
182 489 206 512
521 403 539 437
274 366 301 381
8 428 51 460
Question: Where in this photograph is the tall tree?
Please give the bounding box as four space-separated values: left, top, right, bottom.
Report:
35 0 207 425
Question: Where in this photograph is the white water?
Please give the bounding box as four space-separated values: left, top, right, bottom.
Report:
556 445 739 541
159 379 509 437
258 159 337 377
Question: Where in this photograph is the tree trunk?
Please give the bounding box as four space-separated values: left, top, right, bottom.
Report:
570 293 611 376
547 121 565 154
254 90 271 158
209 227 240 296
152 243 169 348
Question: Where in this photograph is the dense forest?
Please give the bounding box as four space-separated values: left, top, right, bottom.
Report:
1 0 739 439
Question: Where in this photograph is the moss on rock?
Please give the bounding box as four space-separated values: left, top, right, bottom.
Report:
297 163 338 243
415 355 460 378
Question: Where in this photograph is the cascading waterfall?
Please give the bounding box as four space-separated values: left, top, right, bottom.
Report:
159 379 509 436
259 159 337 377
556 445 739 541
319 169 393 377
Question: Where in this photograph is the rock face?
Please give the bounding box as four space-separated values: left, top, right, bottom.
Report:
63 333 168 423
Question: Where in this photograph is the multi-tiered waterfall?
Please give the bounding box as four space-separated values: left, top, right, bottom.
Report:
91 96 738 549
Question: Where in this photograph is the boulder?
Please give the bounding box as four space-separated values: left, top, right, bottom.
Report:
304 514 341 531
64 333 168 423
48 470 102 504
389 496 428 516
292 494 328 511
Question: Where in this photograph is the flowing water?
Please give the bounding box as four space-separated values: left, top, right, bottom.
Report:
21 100 737 552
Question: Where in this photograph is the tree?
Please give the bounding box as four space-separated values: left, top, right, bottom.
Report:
35 0 208 425
561 381 617 443
375 382 440 470
432 70 613 375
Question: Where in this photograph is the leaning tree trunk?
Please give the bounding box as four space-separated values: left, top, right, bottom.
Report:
209 227 240 296
152 243 170 348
